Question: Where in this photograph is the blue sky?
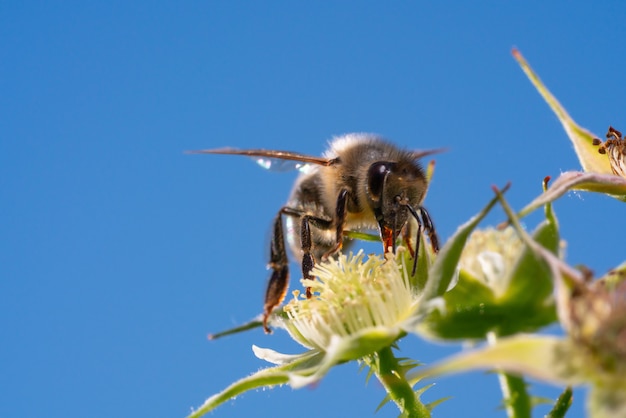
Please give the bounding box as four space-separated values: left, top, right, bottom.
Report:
2 2 625 417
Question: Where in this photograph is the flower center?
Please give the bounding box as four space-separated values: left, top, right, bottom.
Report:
282 250 417 350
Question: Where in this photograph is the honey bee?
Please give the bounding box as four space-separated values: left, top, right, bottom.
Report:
190 133 440 332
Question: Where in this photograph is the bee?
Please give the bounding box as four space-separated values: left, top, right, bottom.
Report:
190 133 441 333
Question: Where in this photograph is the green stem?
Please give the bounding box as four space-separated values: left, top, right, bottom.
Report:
487 332 531 418
372 346 430 418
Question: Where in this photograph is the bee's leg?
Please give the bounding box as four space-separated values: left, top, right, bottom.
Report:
263 210 291 334
322 189 349 260
404 204 426 276
300 214 333 298
402 223 416 257
411 221 422 276
300 216 315 298
419 207 439 253
264 207 333 328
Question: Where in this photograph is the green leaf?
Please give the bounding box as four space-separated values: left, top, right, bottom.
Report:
546 387 573 418
495 186 595 305
421 188 504 301
512 49 612 175
419 217 559 340
407 335 587 387
344 229 380 242
500 218 558 306
404 230 435 292
187 349 324 418
420 281 556 339
419 269 502 339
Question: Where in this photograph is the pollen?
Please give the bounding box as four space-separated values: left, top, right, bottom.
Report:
282 250 417 350
593 126 626 178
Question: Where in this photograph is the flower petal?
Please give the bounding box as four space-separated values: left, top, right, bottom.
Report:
252 345 318 365
287 327 401 388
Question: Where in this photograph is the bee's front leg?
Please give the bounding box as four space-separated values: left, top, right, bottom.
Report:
419 207 439 253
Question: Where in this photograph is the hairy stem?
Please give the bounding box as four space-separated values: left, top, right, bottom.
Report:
487 332 531 418
371 346 430 418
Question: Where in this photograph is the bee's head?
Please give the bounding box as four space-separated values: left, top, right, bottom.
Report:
366 160 428 252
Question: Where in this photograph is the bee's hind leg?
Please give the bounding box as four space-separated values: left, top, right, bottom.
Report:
263 207 333 332
263 210 291 333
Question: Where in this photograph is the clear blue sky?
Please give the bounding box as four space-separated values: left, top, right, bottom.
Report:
2 2 624 417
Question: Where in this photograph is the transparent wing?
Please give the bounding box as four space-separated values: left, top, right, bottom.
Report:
186 147 337 173
254 156 312 173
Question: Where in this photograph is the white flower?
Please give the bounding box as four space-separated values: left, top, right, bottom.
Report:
243 249 436 390
203 250 438 415
282 249 419 353
458 226 523 298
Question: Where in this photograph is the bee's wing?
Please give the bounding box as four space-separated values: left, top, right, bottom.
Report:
186 148 338 172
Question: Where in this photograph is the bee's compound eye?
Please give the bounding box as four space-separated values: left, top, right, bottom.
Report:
367 161 392 200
